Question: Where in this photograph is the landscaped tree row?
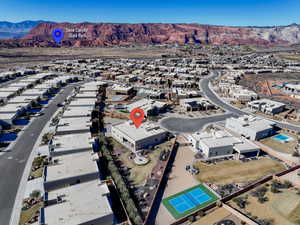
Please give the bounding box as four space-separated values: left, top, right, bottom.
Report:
95 86 143 224
98 134 143 225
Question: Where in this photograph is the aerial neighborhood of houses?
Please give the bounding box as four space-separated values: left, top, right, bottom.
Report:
2 46 300 225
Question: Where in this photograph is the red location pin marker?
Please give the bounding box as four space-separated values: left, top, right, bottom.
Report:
130 108 144 128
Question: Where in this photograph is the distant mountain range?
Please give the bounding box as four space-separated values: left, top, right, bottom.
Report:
0 20 49 39
1 21 300 47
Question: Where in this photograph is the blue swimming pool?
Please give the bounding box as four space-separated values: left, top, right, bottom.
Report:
27 108 42 113
272 134 292 142
13 119 29 126
0 133 17 142
39 100 49 105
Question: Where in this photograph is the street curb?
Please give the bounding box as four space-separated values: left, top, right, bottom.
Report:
9 86 75 225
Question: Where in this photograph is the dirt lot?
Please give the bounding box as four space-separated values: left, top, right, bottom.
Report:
279 55 300 61
229 182 300 225
194 158 285 185
192 206 243 225
239 72 300 107
0 46 176 69
260 132 298 154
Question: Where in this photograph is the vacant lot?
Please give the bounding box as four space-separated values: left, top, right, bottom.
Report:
280 55 300 61
0 46 176 69
229 182 300 225
194 158 285 185
260 133 298 154
192 206 243 225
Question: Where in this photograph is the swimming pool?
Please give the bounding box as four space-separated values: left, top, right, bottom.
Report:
0 133 17 142
272 134 293 142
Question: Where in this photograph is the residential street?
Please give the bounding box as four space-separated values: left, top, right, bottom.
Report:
200 71 300 132
0 85 75 225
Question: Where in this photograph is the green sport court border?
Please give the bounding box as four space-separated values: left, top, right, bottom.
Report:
162 184 219 219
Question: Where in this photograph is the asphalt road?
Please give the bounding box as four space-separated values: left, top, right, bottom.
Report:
200 71 300 132
161 70 300 133
160 113 233 133
0 85 74 225
199 71 246 116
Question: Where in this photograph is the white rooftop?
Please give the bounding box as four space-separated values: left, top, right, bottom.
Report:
75 92 97 98
68 98 97 107
0 92 15 99
8 82 31 88
0 102 28 113
56 117 91 134
46 151 98 182
127 98 166 112
235 115 275 132
0 112 16 121
0 86 23 92
43 180 113 225
7 95 37 103
22 89 47 96
248 98 285 108
113 121 167 142
62 106 92 118
201 136 241 148
233 139 260 153
52 133 92 153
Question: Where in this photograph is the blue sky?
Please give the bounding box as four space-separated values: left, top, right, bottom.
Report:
1 0 299 26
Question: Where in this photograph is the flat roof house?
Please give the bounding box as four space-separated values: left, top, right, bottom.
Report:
44 150 99 191
79 81 107 92
225 115 276 140
180 98 214 111
111 84 134 95
126 98 168 116
0 103 30 126
62 106 93 118
56 117 91 135
41 180 113 225
50 132 92 156
68 98 97 107
111 121 169 151
187 130 260 159
248 99 285 115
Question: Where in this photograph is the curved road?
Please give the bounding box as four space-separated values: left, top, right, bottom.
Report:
0 85 75 225
160 113 233 133
161 70 300 133
200 71 300 132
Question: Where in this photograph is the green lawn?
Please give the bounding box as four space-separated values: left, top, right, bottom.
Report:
162 184 219 220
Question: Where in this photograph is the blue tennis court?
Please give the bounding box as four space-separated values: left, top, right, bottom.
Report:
168 188 212 214
163 184 219 219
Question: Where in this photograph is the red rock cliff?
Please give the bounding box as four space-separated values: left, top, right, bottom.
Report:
1 22 300 47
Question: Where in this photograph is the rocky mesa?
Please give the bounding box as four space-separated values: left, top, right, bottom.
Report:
1 22 300 47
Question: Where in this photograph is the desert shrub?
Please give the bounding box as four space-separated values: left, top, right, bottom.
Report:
188 215 196 222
